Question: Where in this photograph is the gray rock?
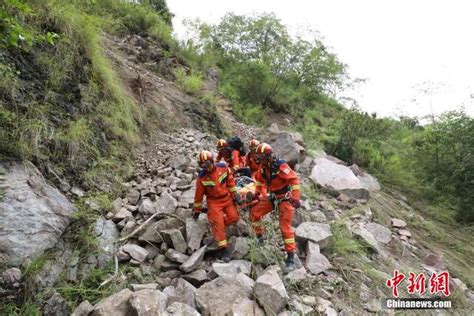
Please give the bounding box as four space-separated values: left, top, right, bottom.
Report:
185 217 208 252
285 267 308 282
181 246 206 273
164 278 197 309
72 300 94 316
127 189 141 205
305 242 332 275
156 192 178 214
138 199 156 216
120 220 136 237
0 162 76 266
271 132 305 164
357 173 381 191
209 262 239 279
398 229 412 237
179 189 195 208
1 267 21 286
254 268 289 315
111 198 122 212
182 269 209 287
390 218 407 228
139 223 164 244
91 289 134 316
364 222 392 244
235 272 255 297
71 186 86 198
153 254 166 271
229 297 265 316
171 155 191 171
295 222 332 249
230 260 252 275
291 297 313 315
121 244 149 263
350 224 381 253
129 289 167 315
310 157 369 200
162 229 187 253
164 302 200 316
112 208 132 223
195 277 249 316
231 237 249 259
166 248 190 263
42 291 70 316
130 283 158 291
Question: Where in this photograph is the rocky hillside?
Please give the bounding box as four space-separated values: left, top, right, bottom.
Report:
1 1 473 315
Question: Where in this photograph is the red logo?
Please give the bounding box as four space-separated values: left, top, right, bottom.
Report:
386 271 450 297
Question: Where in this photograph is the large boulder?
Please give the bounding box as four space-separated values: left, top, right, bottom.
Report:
295 222 332 249
195 277 249 316
91 289 134 316
310 157 369 200
229 297 265 316
0 161 76 266
121 244 149 263
254 268 289 315
270 132 306 165
162 229 187 253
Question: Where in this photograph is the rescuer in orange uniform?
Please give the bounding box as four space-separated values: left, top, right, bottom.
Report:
193 150 241 262
249 143 301 272
245 139 261 178
215 139 244 174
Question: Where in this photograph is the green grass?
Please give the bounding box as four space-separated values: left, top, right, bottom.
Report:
329 221 365 257
174 68 204 94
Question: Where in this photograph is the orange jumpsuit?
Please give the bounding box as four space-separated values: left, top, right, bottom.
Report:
250 159 300 253
194 162 239 249
246 151 260 179
216 149 244 174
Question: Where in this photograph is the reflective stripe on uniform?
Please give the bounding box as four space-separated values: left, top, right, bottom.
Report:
251 222 262 227
284 238 295 244
290 185 300 191
229 186 237 192
233 165 239 170
194 202 202 208
218 172 228 183
255 181 263 186
202 181 215 186
217 240 227 247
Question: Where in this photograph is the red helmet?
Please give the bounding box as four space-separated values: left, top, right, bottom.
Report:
248 139 260 151
198 150 213 164
255 143 272 163
216 139 228 150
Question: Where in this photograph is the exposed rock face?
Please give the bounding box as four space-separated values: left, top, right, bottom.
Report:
121 244 149 263
0 161 76 266
310 157 369 200
390 218 407 228
295 222 332 249
185 217 208 252
254 268 289 315
195 277 249 316
72 300 94 316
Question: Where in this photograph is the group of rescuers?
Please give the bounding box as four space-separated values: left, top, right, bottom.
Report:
193 138 301 272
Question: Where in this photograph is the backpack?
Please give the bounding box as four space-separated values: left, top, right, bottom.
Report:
227 136 246 156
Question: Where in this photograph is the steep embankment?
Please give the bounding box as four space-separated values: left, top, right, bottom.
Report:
1 2 473 315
